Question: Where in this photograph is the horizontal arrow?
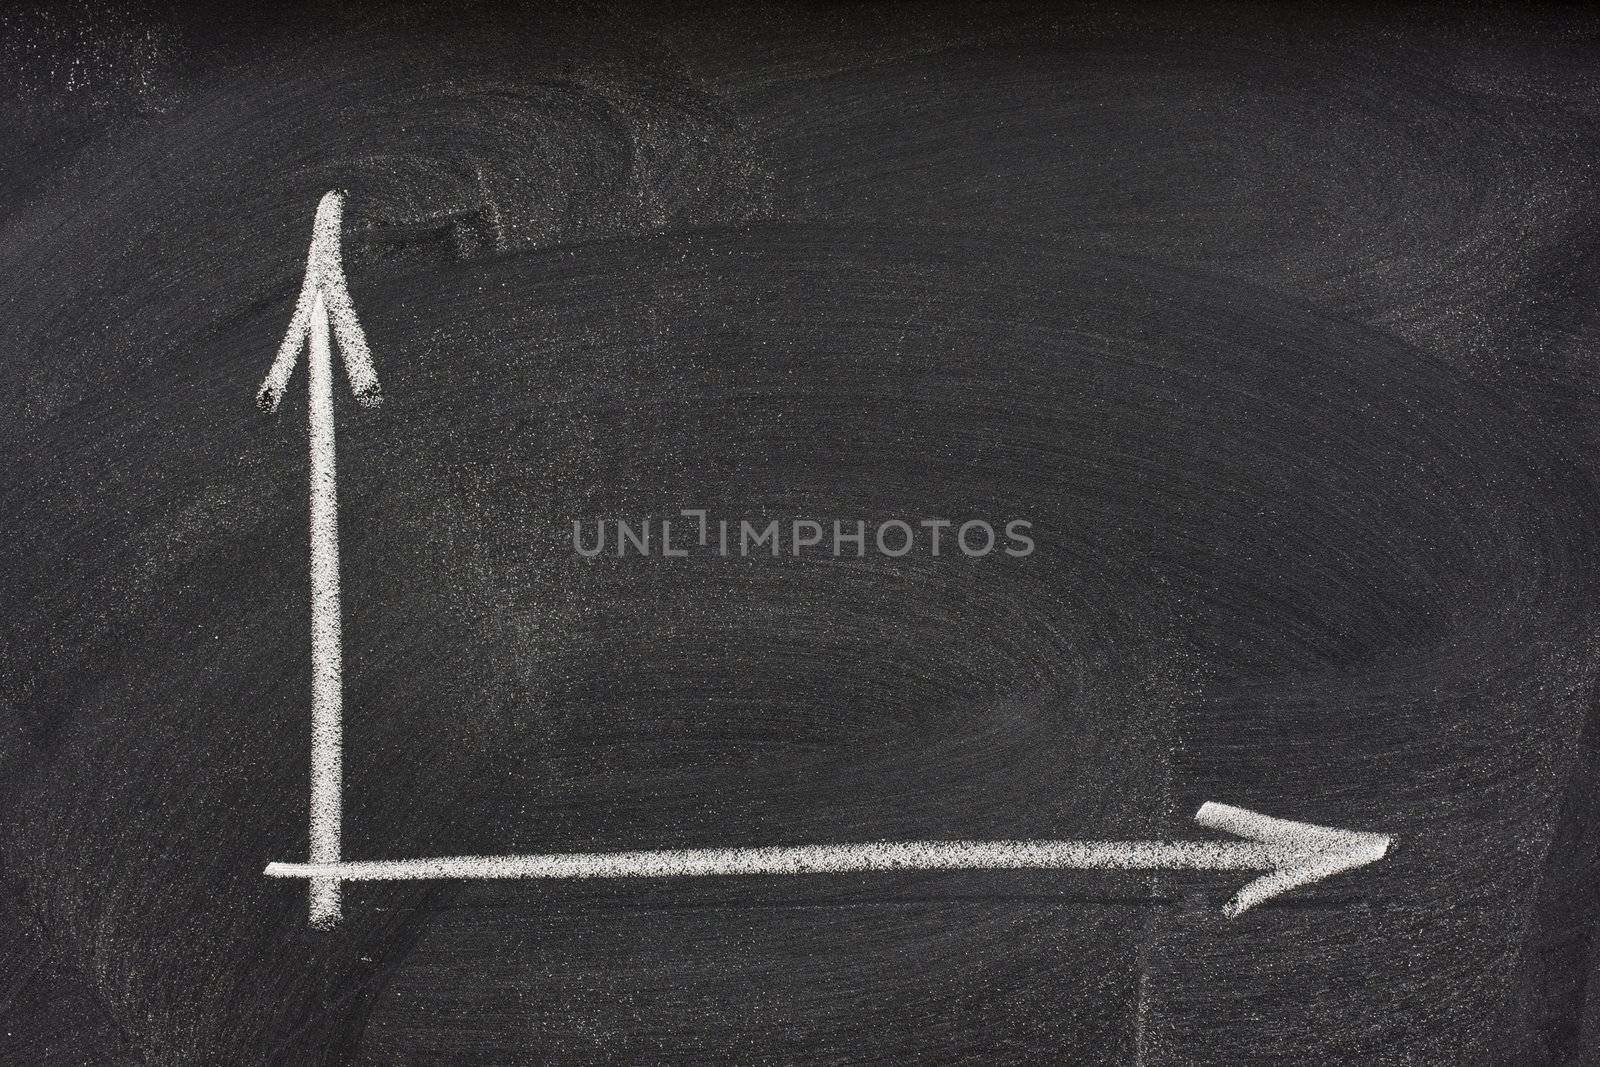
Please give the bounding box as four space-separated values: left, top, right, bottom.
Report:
265 802 1391 917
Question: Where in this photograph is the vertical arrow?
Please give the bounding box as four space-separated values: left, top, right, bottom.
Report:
303 290 343 927
260 191 380 928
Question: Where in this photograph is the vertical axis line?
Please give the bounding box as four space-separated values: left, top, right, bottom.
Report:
306 290 343 928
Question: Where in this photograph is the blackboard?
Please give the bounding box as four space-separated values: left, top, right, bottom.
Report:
3 3 1599 1064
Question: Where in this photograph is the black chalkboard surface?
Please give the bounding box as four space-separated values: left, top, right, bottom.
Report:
4 4 1599 1064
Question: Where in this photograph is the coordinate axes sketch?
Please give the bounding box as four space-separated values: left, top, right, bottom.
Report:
258 193 1394 928
11 7 1600 1064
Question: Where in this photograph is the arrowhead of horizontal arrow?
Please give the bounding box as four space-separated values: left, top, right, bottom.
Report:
1195 801 1392 917
257 190 381 413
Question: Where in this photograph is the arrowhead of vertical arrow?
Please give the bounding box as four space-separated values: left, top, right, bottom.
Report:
257 190 381 413
1195 802 1393 917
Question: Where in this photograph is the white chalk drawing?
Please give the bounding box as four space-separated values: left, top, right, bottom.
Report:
259 192 1393 927
266 802 1390 920
258 191 380 414
258 191 379 927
